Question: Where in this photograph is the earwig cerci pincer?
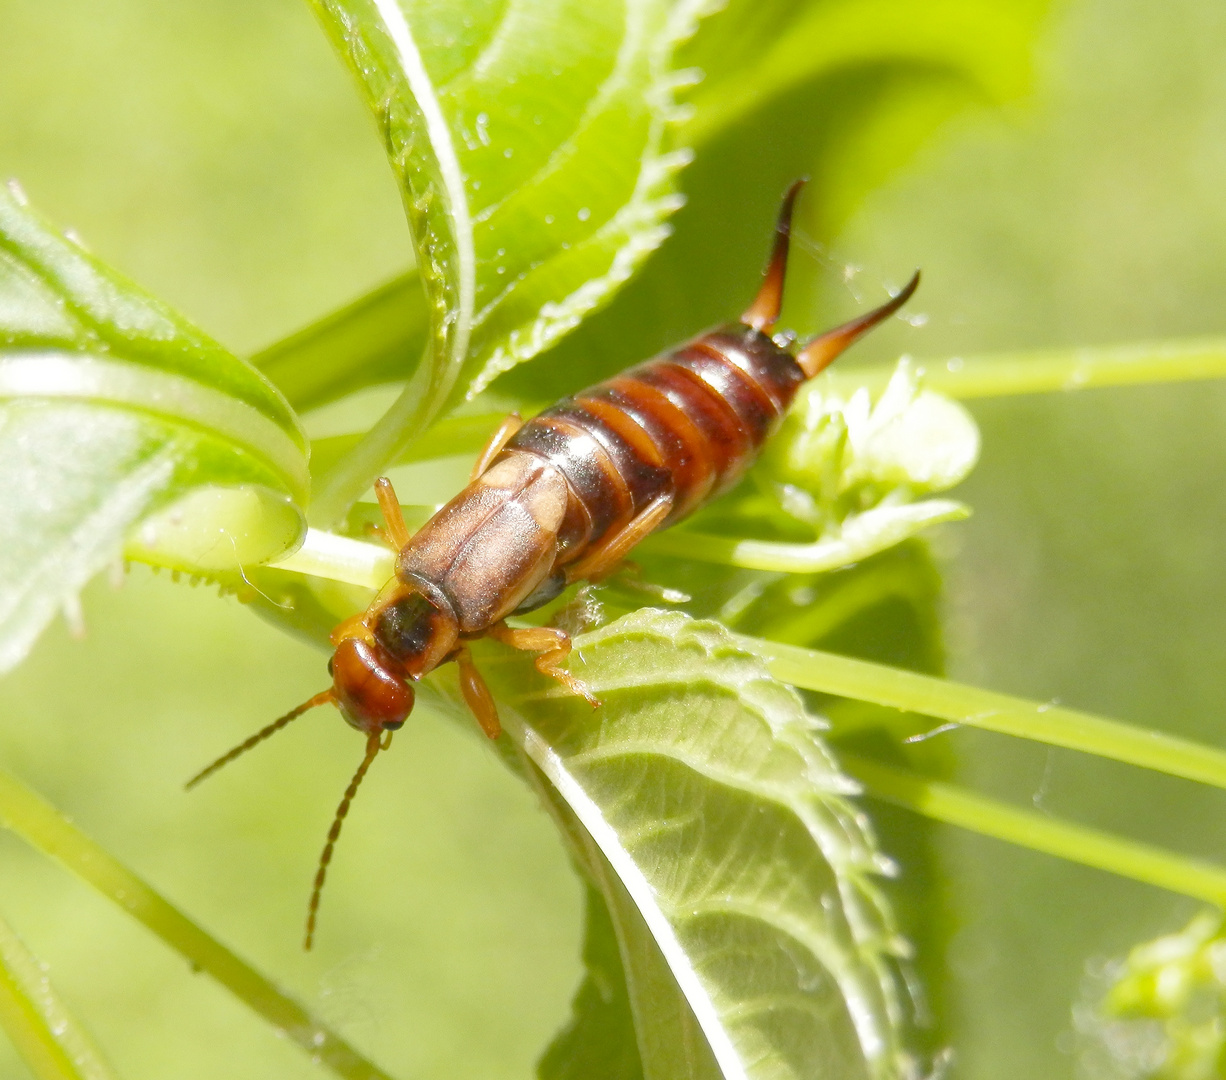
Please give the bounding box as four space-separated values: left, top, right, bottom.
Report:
188 179 920 947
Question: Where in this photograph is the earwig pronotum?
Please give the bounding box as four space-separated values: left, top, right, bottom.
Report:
188 180 920 948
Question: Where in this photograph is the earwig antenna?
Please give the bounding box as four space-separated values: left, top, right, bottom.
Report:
741 178 808 333
304 731 383 950
795 270 921 379
185 689 335 791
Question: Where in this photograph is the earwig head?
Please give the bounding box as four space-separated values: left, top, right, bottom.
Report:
328 636 415 735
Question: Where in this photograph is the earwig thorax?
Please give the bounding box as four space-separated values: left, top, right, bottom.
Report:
371 581 459 677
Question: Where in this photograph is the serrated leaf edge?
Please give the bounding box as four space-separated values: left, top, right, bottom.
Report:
496 610 909 1079
462 0 720 399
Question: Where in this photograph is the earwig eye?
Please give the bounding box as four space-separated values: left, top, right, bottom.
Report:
382 719 405 731
327 657 335 676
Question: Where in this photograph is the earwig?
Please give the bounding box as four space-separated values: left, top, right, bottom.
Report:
189 179 920 948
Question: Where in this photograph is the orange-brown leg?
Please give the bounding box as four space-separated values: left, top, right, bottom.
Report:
364 521 398 550
374 477 412 550
564 493 673 585
456 645 501 739
487 623 600 708
329 612 367 647
470 412 523 482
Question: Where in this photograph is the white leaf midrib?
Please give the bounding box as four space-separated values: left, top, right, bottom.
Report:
372 0 475 389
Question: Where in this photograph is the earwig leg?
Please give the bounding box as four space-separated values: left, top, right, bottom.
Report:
456 645 502 739
563 493 673 585
374 477 412 550
363 522 398 550
470 412 523 482
488 623 600 709
329 612 366 647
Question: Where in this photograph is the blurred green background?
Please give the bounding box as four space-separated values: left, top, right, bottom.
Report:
3 0 1226 1078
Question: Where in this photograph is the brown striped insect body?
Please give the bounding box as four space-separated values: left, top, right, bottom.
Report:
189 180 919 947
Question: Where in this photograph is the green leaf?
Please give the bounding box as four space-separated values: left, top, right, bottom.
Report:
679 0 1042 148
306 0 712 522
549 798 724 1080
0 907 118 1080
467 609 914 1080
249 0 1050 415
0 184 308 673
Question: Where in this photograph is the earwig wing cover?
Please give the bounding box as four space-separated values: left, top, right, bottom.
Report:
307 0 717 422
474 610 913 1080
0 187 309 674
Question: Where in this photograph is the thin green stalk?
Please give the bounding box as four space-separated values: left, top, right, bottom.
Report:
643 500 966 572
843 753 1226 907
0 768 396 1080
0 908 116 1080
308 355 439 527
308 410 508 475
740 636 1226 791
251 272 427 414
271 528 394 589
848 336 1226 400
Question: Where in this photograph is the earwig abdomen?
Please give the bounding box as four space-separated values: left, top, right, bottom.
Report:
500 323 805 584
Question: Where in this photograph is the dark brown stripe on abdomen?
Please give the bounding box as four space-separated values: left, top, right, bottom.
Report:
503 323 807 561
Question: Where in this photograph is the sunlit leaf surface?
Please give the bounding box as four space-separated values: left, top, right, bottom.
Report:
473 609 914 1080
0 185 308 673
305 0 712 520
679 0 1041 147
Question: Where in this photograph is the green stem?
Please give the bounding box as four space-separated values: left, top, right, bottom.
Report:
740 636 1226 791
0 908 116 1080
308 355 440 528
271 528 394 589
251 272 427 415
843 753 1226 906
846 336 1226 400
0 768 396 1080
643 500 967 572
